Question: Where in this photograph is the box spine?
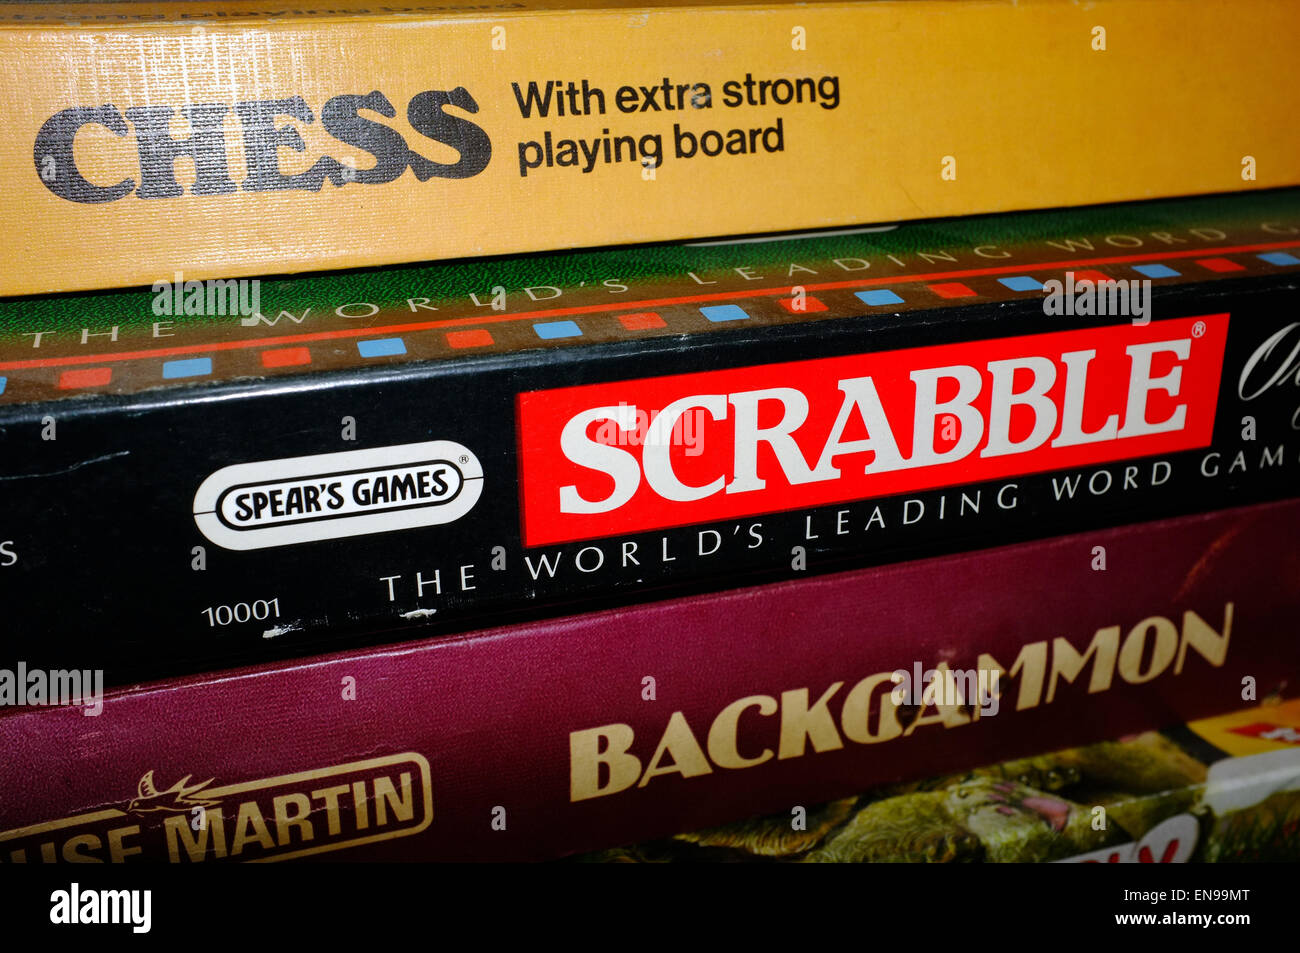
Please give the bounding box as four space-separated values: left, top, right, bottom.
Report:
1 499 1298 862
2 288 1299 682
4 0 1300 294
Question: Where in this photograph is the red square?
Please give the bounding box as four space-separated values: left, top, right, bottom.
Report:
927 282 977 299
778 295 827 313
446 329 494 349
1196 257 1245 273
261 347 311 368
1070 269 1111 284
618 312 667 330
58 367 112 389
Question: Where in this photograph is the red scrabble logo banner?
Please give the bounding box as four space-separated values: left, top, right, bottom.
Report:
516 315 1228 547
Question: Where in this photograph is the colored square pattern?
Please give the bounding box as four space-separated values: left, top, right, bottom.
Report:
261 347 312 368
1196 257 1245 273
618 312 667 330
700 305 750 323
1132 264 1180 279
533 320 582 339
998 276 1043 292
446 329 494 349
1258 252 1300 266
357 338 406 357
162 357 213 379
58 367 112 389
927 282 977 299
856 289 903 307
778 296 827 314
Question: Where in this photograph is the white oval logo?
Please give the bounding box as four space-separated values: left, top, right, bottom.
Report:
193 440 483 550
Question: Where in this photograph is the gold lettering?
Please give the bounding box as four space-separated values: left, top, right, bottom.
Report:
569 723 642 802
1047 626 1120 702
707 695 777 769
273 793 315 845
106 825 142 863
979 641 1048 710
1118 616 1179 683
312 784 350 836
778 682 844 759
61 833 102 863
164 812 227 862
373 773 414 827
637 711 712 786
231 801 275 855
902 664 971 735
352 780 369 830
1175 604 1233 673
840 671 903 744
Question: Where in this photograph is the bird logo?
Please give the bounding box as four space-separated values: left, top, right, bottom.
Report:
124 770 222 815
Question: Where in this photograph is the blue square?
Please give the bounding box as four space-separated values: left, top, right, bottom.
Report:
162 357 212 379
1133 264 1180 279
998 276 1043 292
0 377 6 395
856 289 904 307
699 305 750 323
533 320 583 339
1258 252 1300 266
357 337 406 358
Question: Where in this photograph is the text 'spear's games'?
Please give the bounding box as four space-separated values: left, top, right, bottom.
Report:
2 189 1300 683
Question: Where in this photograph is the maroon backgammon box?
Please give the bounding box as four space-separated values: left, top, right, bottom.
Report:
2 498 1298 863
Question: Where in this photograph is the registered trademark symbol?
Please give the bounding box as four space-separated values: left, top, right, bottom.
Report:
1192 321 1207 338
459 455 469 464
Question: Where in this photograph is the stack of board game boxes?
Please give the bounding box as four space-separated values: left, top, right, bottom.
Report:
1 0 1299 864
